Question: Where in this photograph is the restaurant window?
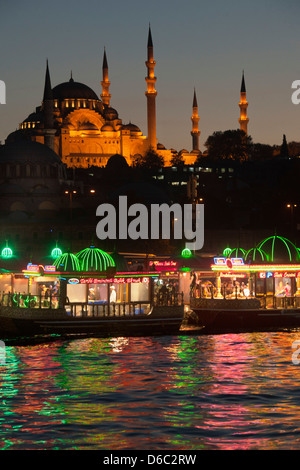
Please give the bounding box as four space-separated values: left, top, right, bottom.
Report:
13 277 28 294
67 283 86 303
131 281 149 302
88 283 108 303
255 278 265 295
0 274 12 293
275 277 292 297
110 283 128 303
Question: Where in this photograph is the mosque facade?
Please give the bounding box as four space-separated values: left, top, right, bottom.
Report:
6 27 203 168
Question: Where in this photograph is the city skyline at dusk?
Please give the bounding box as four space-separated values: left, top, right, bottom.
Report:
1 0 300 153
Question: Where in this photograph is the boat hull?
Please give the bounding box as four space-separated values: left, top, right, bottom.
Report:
0 305 185 339
189 298 300 334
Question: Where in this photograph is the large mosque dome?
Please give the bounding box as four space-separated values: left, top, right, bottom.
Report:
0 140 61 165
52 78 99 101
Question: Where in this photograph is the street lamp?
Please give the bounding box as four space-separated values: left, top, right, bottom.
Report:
286 203 298 237
65 190 77 220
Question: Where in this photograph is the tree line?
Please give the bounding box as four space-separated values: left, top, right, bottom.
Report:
132 130 300 169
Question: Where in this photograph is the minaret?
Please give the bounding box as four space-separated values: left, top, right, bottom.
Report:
238 71 249 136
42 60 56 151
101 48 111 107
145 25 157 150
191 89 200 152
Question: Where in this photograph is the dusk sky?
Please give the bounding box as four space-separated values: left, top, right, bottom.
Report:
1 0 300 152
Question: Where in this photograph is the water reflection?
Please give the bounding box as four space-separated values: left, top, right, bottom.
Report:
0 331 300 449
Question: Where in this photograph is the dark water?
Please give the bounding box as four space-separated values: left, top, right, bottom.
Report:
1 330 300 450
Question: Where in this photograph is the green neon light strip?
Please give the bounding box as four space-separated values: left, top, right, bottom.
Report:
281 237 292 262
53 253 81 272
77 247 115 272
1 247 13 258
258 235 296 263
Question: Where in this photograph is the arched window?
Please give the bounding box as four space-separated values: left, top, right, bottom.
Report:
9 165 16 177
20 165 26 177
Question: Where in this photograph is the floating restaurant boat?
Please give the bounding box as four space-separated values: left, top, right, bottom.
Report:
0 247 185 340
188 235 300 334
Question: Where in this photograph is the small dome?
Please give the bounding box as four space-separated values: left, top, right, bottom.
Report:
76 246 115 272
121 123 141 133
110 252 129 272
6 130 34 144
53 252 81 272
256 235 300 263
106 154 129 171
78 121 99 131
52 79 99 101
101 124 114 132
103 107 119 120
23 109 43 124
0 141 61 165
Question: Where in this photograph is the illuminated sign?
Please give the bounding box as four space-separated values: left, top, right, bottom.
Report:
23 264 56 275
149 260 178 270
259 272 275 279
231 258 244 265
214 258 227 266
214 257 244 267
220 273 247 279
26 264 39 273
44 265 56 273
274 272 299 278
79 277 149 284
68 278 80 284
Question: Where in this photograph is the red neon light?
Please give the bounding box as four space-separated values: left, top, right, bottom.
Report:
149 261 177 269
274 272 298 278
44 265 56 272
220 273 246 278
26 264 39 272
80 277 149 284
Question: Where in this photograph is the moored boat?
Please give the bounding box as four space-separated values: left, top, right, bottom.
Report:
0 248 185 340
0 302 184 339
187 235 300 334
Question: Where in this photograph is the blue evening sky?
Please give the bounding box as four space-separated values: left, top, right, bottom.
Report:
0 0 299 152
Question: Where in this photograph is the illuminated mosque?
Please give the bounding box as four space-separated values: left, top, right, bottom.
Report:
6 26 248 169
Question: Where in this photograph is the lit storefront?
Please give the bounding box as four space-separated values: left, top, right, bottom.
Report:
191 235 300 310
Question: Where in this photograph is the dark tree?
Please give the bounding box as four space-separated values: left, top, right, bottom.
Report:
248 143 274 161
204 129 252 161
287 141 300 158
170 152 184 167
280 134 289 159
133 149 164 170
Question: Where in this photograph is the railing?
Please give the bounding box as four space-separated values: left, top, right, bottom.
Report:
1 292 59 309
153 291 184 306
190 286 300 310
256 294 300 310
1 291 184 317
65 301 152 317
